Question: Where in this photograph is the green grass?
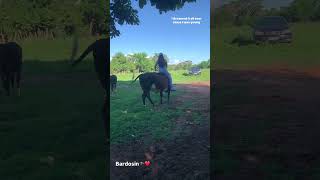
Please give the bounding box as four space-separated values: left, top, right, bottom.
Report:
111 69 209 144
0 37 210 179
110 83 208 144
0 39 106 180
0 60 107 180
110 82 177 144
19 37 98 61
115 69 210 84
212 22 320 69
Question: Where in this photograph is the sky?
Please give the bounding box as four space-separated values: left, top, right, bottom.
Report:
110 0 210 64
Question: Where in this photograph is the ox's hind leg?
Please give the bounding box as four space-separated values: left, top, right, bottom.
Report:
2 74 10 96
142 91 147 105
10 72 17 96
167 85 171 104
113 83 117 92
16 52 22 96
98 75 108 98
12 67 21 96
16 71 21 96
0 74 5 95
146 91 154 106
10 73 15 89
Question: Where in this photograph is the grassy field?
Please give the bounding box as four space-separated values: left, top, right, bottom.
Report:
212 22 320 179
1 38 105 180
19 37 99 61
110 69 210 144
115 69 210 84
212 22 320 69
0 60 107 180
110 69 210 179
111 82 184 143
0 36 210 180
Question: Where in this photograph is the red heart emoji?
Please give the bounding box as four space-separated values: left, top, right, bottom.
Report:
144 161 151 166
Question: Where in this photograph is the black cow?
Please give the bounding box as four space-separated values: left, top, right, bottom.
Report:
71 38 109 95
110 75 117 92
0 42 22 96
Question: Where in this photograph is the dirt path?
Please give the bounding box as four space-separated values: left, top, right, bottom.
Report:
214 69 320 179
110 82 210 180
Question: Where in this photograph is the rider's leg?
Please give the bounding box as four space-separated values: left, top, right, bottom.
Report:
159 67 175 91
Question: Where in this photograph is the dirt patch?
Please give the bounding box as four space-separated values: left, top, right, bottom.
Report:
300 67 320 78
214 69 320 179
110 83 210 180
241 66 320 79
179 83 210 93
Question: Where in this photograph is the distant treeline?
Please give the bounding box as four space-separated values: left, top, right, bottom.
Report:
110 52 210 74
0 0 108 42
212 0 320 27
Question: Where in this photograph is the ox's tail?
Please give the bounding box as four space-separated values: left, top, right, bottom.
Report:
131 73 143 84
71 41 95 67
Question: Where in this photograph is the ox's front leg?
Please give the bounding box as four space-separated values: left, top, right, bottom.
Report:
160 91 163 104
2 74 10 96
0 73 4 93
167 89 170 104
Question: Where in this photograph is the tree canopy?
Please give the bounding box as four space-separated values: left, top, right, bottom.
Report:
0 0 108 41
212 0 320 27
0 0 199 40
110 0 196 38
111 52 209 73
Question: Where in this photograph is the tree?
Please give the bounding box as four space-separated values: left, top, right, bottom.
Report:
0 0 109 41
110 0 139 37
285 0 320 22
111 52 131 73
175 60 192 70
110 0 196 38
197 59 210 69
213 0 264 26
128 53 153 72
138 0 196 13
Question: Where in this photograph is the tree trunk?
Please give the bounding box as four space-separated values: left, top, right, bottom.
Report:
27 32 31 40
89 19 94 35
34 32 38 39
18 31 22 40
46 28 49 39
0 33 4 43
13 32 17 41
51 32 55 40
